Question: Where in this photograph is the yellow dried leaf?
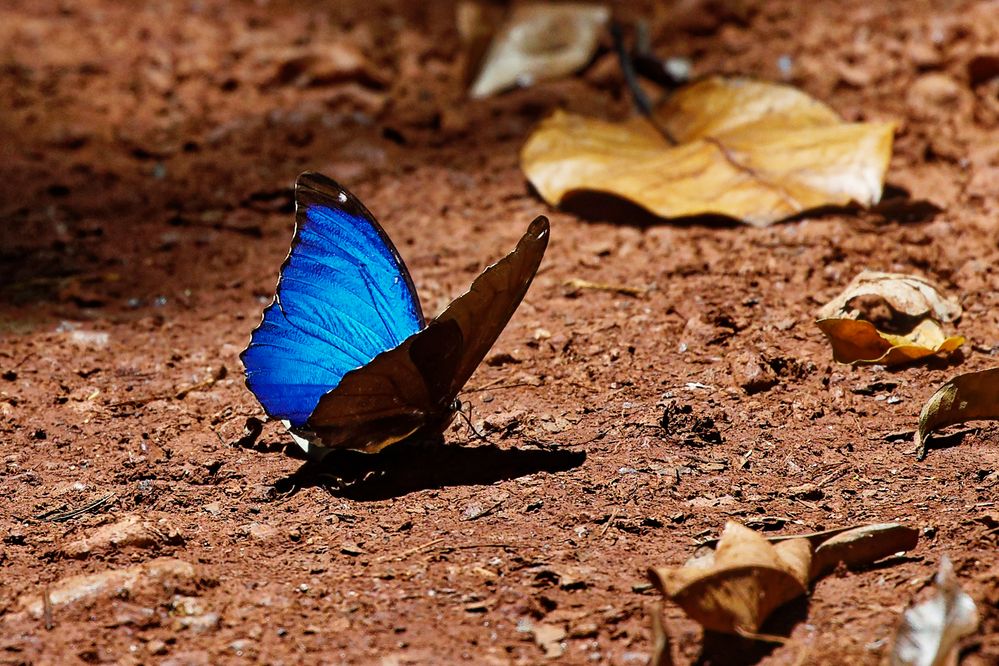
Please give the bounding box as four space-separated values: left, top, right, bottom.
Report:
521 76 895 226
816 318 964 365
816 271 964 366
647 522 811 634
916 367 999 459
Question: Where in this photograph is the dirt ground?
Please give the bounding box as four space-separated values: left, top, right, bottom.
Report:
1 0 998 664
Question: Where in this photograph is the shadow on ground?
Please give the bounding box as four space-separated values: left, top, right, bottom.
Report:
273 438 586 501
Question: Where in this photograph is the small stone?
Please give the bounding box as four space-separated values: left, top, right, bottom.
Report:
569 621 598 638
176 612 220 633
532 623 567 658
147 640 168 656
246 522 278 541
907 73 961 112
729 351 778 395
16 558 198 620
60 515 183 559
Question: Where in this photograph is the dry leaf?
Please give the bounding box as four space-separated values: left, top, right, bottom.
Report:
468 3 610 98
650 521 920 637
809 523 919 580
916 367 999 459
890 556 979 666
816 271 962 323
650 602 675 666
816 271 964 365
521 76 895 226
648 522 811 634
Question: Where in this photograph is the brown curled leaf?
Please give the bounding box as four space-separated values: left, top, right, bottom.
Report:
816 271 964 366
810 523 919 580
647 522 811 635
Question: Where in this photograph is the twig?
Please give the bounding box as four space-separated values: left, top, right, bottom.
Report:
43 586 54 631
463 499 506 521
463 381 539 394
611 21 676 144
108 366 226 408
565 278 646 297
35 493 117 523
375 537 446 563
600 509 618 537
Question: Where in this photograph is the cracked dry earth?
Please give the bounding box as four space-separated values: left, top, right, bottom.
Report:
1 0 998 664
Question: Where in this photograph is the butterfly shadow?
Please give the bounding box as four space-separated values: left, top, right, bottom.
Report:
273 437 586 501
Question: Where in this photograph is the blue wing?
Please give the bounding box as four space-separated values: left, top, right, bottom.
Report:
241 172 425 427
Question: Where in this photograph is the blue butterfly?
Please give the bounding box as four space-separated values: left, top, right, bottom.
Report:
241 172 550 459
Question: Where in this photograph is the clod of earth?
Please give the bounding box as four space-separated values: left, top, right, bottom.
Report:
11 558 200 621
521 76 895 226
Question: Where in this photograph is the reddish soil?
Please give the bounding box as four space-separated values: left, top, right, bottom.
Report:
1 1 998 664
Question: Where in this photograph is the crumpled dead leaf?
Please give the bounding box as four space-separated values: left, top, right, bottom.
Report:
649 522 810 635
521 76 895 226
648 521 919 636
916 367 999 459
890 556 979 666
816 271 964 365
464 2 610 98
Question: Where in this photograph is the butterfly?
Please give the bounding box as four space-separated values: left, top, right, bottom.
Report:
241 172 550 459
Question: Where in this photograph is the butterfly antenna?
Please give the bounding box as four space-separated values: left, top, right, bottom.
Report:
457 402 490 444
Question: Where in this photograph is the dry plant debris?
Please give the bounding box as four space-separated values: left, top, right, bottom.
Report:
461 2 610 98
916 367 999 459
521 76 895 226
816 271 964 365
648 521 919 637
890 556 979 666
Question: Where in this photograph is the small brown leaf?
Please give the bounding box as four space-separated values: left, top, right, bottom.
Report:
651 522 922 638
890 556 979 666
816 271 963 366
521 76 895 226
647 522 811 634
468 3 610 98
916 367 999 459
810 523 919 580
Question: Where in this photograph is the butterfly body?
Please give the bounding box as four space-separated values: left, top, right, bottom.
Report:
241 172 549 459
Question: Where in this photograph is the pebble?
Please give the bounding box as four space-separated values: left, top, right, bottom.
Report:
907 73 961 111
16 558 198 619
60 514 182 559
